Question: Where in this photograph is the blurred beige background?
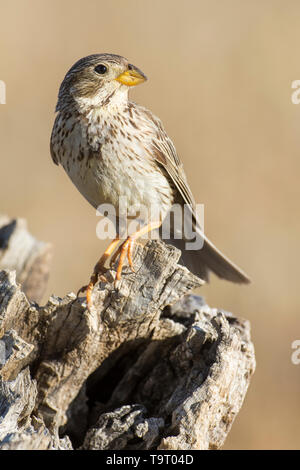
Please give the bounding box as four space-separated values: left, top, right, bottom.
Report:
1 0 300 449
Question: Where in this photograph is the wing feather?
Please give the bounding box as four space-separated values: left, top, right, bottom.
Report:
141 107 250 284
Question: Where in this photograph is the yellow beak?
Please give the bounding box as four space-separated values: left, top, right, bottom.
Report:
115 65 147 87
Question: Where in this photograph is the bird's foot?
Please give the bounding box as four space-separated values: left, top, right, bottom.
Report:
110 238 136 275
78 237 121 311
77 265 108 311
86 269 108 311
111 222 161 284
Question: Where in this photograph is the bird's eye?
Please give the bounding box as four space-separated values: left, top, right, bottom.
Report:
94 64 107 75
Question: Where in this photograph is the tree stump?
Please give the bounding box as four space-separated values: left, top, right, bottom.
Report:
0 215 52 303
0 216 255 450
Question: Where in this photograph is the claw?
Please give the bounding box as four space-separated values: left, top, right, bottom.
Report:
85 272 98 311
77 284 88 297
114 222 161 283
86 281 95 311
81 223 161 310
82 237 120 311
127 239 135 272
116 239 130 281
110 238 137 281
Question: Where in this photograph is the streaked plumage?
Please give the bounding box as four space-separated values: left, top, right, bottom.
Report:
50 54 250 286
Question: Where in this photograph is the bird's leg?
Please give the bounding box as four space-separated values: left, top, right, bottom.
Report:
92 236 121 276
77 237 120 303
109 238 141 270
115 221 162 282
85 236 121 308
79 222 161 309
127 238 135 271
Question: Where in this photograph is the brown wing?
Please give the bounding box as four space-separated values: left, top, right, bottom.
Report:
148 112 198 226
147 112 196 209
147 110 250 284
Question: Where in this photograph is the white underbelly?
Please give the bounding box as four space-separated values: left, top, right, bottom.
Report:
62 148 173 225
57 114 174 225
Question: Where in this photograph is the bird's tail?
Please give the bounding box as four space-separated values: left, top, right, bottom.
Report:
166 224 250 284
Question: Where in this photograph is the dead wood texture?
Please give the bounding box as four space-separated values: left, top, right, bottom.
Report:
0 215 52 303
0 215 255 450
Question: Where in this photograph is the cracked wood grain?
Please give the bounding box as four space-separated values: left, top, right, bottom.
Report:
0 215 52 303
0 217 255 450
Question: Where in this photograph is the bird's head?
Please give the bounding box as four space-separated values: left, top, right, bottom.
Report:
55 54 147 112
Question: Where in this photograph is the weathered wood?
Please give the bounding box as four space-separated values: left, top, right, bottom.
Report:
0 215 52 303
0 221 255 450
0 367 72 450
81 296 255 450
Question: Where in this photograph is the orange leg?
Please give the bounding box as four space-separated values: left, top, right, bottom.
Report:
127 239 135 271
77 237 120 310
93 237 121 274
115 221 162 282
79 221 161 310
109 238 137 271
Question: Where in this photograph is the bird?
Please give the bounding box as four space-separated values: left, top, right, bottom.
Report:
50 53 250 308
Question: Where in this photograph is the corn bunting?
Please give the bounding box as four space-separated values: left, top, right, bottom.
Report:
50 54 249 308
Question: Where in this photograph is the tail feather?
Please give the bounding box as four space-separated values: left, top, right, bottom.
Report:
166 230 250 284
